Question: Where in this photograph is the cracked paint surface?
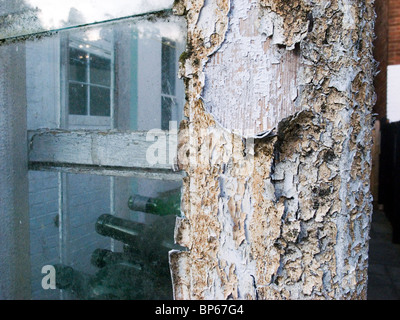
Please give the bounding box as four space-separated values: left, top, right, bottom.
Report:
170 0 376 300
201 0 301 137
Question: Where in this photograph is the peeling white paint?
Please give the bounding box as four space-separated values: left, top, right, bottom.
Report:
173 0 375 300
201 0 301 138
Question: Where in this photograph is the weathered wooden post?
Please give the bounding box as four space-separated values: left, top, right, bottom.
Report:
170 0 376 300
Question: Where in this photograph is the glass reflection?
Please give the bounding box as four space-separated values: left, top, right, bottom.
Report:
25 16 185 131
29 173 182 300
0 0 175 40
23 16 186 299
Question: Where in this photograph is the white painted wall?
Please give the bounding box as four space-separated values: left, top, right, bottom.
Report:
137 37 162 131
387 64 400 122
28 171 60 299
26 37 61 130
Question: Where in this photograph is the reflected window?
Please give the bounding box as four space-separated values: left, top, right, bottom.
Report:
67 37 113 127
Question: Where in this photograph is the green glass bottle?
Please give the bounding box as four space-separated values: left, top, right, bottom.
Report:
95 214 145 244
127 189 181 216
53 262 166 300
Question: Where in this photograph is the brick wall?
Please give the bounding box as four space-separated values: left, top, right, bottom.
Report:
372 0 400 119
389 0 400 65
66 174 112 276
374 0 388 120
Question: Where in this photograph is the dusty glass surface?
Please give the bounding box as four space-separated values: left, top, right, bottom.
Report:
0 0 174 40
21 11 186 175
29 173 182 300
12 13 187 299
22 15 186 131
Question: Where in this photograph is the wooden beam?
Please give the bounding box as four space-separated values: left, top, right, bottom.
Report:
28 162 186 181
28 129 178 171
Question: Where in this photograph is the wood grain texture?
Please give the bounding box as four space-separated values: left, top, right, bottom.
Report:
201 1 301 138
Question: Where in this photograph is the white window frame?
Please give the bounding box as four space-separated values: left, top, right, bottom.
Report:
65 36 115 129
27 13 186 179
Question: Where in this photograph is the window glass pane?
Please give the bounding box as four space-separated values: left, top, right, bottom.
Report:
90 54 111 86
2 10 187 300
90 86 111 116
22 15 185 131
69 47 88 82
0 0 175 40
69 83 88 115
28 173 182 300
